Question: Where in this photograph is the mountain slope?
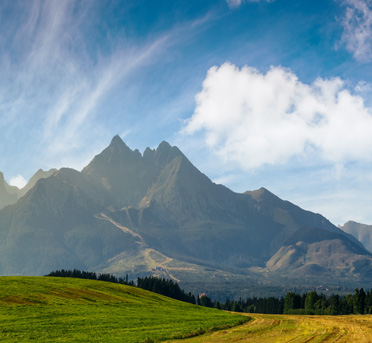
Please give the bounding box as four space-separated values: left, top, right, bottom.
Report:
0 169 57 210
0 172 18 208
19 168 57 197
341 221 372 253
0 169 140 275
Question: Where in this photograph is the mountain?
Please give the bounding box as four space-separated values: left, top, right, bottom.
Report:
0 169 57 210
18 168 57 197
0 136 372 293
340 221 372 254
0 172 18 208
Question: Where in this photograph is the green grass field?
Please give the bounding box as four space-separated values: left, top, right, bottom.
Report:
0 277 246 342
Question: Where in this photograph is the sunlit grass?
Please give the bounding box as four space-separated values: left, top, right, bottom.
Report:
168 313 372 343
0 277 247 342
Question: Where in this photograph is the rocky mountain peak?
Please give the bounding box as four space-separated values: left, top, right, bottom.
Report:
109 134 125 147
107 135 134 155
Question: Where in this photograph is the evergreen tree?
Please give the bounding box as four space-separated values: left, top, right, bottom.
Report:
353 288 366 314
304 291 318 313
284 292 301 313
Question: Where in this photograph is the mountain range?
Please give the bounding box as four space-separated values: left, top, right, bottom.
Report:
1 136 372 296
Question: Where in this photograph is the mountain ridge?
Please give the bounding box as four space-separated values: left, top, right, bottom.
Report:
0 169 57 210
340 221 372 254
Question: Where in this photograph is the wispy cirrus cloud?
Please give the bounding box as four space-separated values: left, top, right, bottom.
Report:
0 0 218 181
226 0 274 9
183 63 372 169
340 0 372 61
0 1 184 172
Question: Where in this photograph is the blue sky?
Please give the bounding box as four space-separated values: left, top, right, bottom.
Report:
1 0 372 226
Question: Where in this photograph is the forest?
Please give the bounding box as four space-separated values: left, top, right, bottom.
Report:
200 289 372 315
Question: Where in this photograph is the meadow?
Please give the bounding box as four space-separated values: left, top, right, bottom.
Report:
0 277 246 342
168 312 372 342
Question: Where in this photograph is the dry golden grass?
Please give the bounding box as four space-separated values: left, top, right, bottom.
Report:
167 313 372 342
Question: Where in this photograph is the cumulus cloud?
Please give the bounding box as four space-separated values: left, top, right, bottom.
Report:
340 0 372 61
9 175 27 189
183 63 372 169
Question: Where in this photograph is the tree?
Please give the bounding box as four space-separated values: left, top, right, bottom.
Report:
284 292 301 313
199 294 212 307
304 291 318 312
232 301 242 312
353 288 366 314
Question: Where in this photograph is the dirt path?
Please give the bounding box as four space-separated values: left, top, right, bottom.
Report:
166 313 372 343
142 248 181 282
96 213 144 243
97 213 181 282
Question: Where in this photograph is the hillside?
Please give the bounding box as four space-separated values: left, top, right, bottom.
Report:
1 136 372 295
0 276 245 342
0 169 57 210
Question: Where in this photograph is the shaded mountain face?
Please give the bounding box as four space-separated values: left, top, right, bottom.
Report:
0 172 18 209
0 136 371 288
82 136 184 207
341 221 372 254
0 169 57 210
19 168 57 198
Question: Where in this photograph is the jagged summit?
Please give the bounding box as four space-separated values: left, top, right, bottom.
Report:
157 140 172 150
110 134 123 144
106 135 136 157
109 135 130 150
244 187 282 205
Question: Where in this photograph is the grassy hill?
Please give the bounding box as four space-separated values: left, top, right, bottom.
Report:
0 277 246 342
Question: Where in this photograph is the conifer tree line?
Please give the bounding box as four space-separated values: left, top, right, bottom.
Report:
47 270 372 314
137 276 196 304
46 269 195 304
47 269 134 285
199 289 372 315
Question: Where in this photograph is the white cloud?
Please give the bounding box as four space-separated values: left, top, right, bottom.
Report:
340 0 372 61
226 0 242 8
183 63 372 169
355 80 372 93
9 175 27 189
226 0 274 8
